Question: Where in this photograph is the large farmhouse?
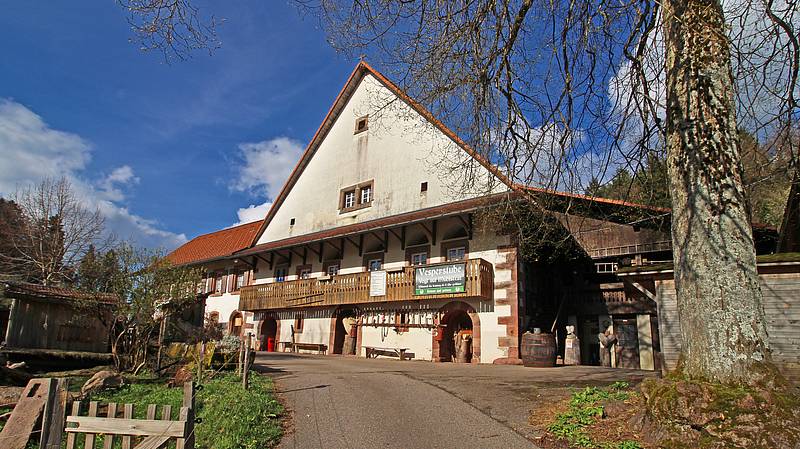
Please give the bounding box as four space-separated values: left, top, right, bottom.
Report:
168 62 792 372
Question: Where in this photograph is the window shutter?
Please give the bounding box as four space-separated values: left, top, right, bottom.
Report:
220 276 227 294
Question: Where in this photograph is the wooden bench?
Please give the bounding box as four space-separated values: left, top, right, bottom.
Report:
286 342 328 355
364 346 410 360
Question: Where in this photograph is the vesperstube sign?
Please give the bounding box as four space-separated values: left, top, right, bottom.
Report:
414 263 466 295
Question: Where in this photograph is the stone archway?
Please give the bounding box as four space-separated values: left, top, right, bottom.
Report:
259 314 280 352
432 301 481 363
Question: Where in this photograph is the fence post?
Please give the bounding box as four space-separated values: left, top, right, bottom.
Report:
237 339 244 376
40 378 68 449
181 382 195 449
242 335 251 390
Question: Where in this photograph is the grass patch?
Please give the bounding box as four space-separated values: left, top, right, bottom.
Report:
91 374 283 449
547 381 642 449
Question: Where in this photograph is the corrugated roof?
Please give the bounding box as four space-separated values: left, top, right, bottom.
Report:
167 220 262 266
3 282 118 304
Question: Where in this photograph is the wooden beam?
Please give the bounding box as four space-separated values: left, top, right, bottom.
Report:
344 236 362 255
457 214 473 240
401 225 406 250
628 281 658 302
431 219 437 245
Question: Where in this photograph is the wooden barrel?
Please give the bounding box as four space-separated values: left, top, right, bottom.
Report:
521 332 557 367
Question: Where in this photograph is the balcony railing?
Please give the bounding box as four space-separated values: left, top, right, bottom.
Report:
239 258 494 311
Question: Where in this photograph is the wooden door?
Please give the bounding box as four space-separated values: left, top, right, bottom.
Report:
614 318 640 369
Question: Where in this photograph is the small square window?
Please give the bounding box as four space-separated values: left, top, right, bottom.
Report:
411 252 427 266
327 264 339 276
361 185 372 204
355 116 368 134
343 191 356 209
368 259 382 271
447 247 466 261
290 218 296 226
298 268 311 279
420 182 428 192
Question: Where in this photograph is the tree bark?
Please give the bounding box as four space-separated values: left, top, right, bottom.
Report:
663 0 771 384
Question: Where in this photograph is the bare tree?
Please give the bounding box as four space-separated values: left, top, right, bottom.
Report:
0 178 107 286
299 0 799 385
117 0 221 61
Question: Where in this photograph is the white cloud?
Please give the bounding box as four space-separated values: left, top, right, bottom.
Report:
0 99 186 250
230 136 304 225
234 201 272 226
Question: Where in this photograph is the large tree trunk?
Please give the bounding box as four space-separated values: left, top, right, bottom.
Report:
663 0 771 384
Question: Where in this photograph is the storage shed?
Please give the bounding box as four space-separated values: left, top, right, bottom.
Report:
1 282 118 354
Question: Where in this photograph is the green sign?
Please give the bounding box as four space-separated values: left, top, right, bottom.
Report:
414 263 466 295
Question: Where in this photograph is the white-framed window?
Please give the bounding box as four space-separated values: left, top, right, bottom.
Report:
235 272 246 290
298 268 311 279
411 252 427 266
275 266 288 282
368 259 382 271
327 264 340 276
214 274 224 294
361 185 372 204
447 246 466 261
344 191 356 209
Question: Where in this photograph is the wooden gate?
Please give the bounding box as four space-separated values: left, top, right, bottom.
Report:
65 401 194 449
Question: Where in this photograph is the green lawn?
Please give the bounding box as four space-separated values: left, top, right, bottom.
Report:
92 374 283 449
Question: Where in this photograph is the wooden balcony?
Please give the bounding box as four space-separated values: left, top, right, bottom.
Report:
239 258 494 311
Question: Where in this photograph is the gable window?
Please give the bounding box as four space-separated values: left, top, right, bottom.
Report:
354 115 368 134
343 190 356 209
339 180 374 213
275 266 288 282
361 185 372 204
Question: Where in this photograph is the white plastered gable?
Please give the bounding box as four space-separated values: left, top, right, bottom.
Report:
255 71 507 245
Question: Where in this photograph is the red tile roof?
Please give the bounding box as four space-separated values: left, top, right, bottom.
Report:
167 221 262 266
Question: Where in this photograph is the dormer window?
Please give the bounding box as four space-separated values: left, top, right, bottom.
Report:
355 115 368 134
339 180 374 213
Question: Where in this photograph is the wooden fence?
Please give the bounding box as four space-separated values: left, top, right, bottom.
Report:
65 382 196 449
0 378 196 449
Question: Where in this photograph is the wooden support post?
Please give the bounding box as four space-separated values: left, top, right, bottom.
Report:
243 335 252 390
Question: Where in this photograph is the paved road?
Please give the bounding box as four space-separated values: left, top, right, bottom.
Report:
254 353 656 449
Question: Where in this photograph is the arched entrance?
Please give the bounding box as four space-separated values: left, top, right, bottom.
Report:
332 307 359 355
229 311 243 337
433 301 481 363
260 316 279 352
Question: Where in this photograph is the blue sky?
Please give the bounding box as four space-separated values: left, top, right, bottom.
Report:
0 2 358 250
